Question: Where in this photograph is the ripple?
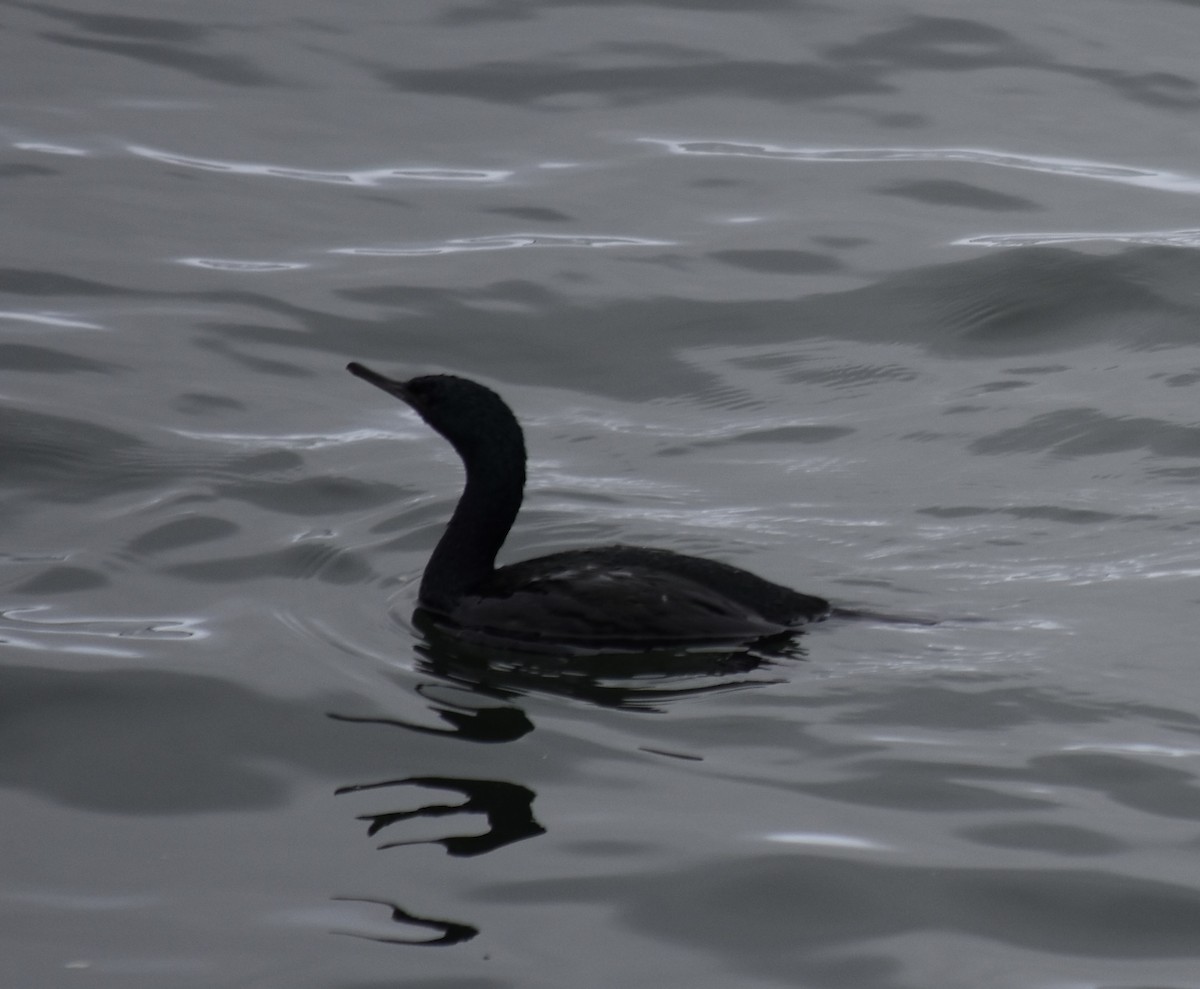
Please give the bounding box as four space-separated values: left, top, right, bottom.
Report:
167 427 401 450
1062 743 1200 758
126 145 512 185
12 141 89 156
971 409 1200 459
956 228 1200 248
332 233 674 257
645 139 1200 194
0 608 205 657
0 311 105 330
757 832 891 851
0 607 206 640
163 543 375 585
175 258 310 272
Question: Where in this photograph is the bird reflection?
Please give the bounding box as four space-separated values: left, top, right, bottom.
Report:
327 682 533 743
411 609 795 712
325 610 795 947
332 896 478 946
336 775 545 856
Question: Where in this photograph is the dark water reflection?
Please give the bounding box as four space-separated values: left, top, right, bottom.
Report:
331 896 479 947
336 776 544 856
407 614 802 711
329 691 534 744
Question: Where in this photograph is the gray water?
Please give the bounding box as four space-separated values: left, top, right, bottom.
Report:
4 1 1200 987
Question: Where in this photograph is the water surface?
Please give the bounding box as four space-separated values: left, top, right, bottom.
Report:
4 1 1200 987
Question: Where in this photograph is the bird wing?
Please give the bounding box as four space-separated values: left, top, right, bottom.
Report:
444 558 793 647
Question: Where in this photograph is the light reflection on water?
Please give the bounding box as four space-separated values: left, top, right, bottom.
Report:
126 144 515 185
647 138 1200 194
4 0 1200 986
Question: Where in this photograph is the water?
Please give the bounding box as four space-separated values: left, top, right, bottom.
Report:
4 1 1200 986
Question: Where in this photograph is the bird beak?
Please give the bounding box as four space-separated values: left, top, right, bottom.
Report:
347 362 414 404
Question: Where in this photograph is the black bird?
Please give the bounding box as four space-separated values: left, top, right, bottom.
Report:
347 363 830 652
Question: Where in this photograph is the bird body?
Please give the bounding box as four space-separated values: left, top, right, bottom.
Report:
348 362 829 651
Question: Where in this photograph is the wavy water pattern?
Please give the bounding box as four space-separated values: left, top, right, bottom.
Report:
0 311 106 330
5 3 1200 986
332 233 674 256
176 258 311 272
648 139 1200 194
126 145 513 186
956 228 1200 248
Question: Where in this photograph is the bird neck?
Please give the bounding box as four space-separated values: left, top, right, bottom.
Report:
420 441 526 610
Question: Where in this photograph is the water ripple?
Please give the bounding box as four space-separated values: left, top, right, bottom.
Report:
332 233 674 257
1063 743 1200 758
176 258 310 272
167 427 401 450
12 141 89 156
646 139 1200 194
758 832 891 851
0 311 106 330
0 607 205 640
126 145 512 186
0 608 206 657
956 229 1200 249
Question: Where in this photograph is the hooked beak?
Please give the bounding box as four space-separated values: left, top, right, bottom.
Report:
347 362 414 405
